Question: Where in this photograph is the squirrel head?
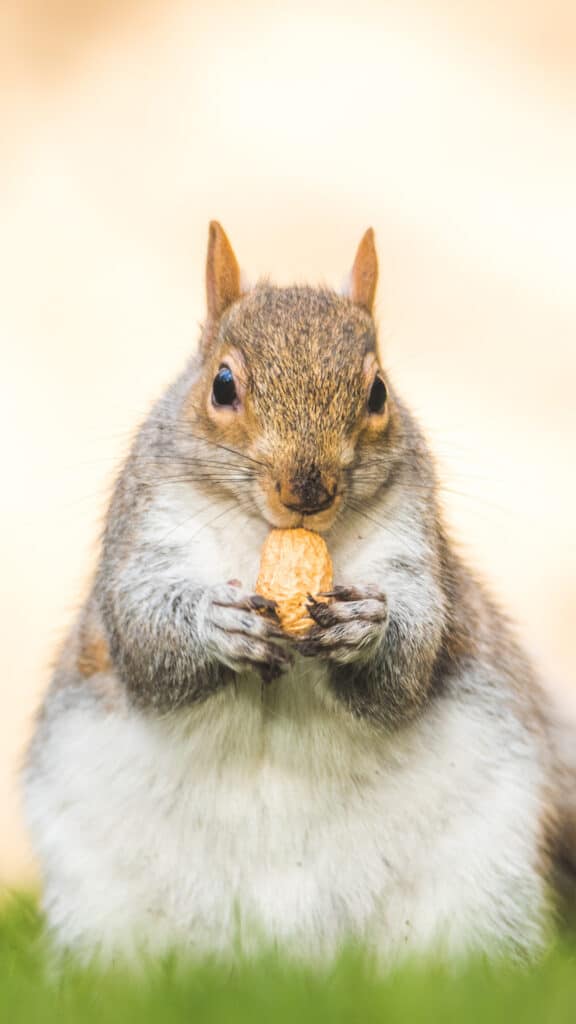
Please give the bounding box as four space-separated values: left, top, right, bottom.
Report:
185 222 400 532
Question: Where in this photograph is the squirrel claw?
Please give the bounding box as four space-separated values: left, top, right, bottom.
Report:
248 595 280 619
318 585 363 602
305 599 333 626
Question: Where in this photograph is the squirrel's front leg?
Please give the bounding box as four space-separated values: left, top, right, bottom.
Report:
100 569 292 711
299 585 389 664
199 583 292 680
297 569 445 727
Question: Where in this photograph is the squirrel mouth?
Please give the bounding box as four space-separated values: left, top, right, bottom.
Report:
273 497 342 533
283 497 336 515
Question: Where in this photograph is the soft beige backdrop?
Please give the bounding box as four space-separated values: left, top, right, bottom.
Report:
1 0 575 885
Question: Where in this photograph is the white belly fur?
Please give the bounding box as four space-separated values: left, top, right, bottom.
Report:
25 665 547 965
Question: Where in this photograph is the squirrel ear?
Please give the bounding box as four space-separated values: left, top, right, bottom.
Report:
347 228 378 313
206 221 241 323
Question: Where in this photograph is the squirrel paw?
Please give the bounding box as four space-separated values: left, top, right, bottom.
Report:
297 584 388 664
198 582 293 681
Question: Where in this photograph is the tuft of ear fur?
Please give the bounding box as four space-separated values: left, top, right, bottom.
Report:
348 228 378 313
206 221 241 324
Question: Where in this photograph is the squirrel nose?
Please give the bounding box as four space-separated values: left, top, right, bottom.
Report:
277 468 338 515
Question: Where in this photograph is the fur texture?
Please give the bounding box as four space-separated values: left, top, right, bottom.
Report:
23 227 574 966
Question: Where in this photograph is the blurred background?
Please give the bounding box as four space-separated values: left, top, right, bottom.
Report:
1 0 575 886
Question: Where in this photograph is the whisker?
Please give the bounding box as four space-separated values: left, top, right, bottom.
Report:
145 421 269 469
136 474 256 485
151 499 222 548
187 495 257 545
350 474 508 515
84 414 270 470
346 500 396 534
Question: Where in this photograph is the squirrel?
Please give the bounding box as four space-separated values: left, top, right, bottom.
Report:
24 222 575 966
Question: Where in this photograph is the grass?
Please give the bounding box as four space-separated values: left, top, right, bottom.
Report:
1 895 576 1023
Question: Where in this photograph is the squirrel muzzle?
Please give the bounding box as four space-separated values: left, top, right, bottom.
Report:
276 465 338 515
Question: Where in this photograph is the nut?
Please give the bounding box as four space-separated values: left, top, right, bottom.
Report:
255 528 333 636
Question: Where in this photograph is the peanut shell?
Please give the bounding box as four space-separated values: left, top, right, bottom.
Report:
255 528 333 636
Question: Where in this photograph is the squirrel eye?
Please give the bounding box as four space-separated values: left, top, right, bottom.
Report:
212 365 237 407
367 374 387 415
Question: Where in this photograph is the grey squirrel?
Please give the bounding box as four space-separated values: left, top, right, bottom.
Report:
24 222 575 965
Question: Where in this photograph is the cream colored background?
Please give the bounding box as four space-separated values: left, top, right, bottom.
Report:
1 1 575 885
